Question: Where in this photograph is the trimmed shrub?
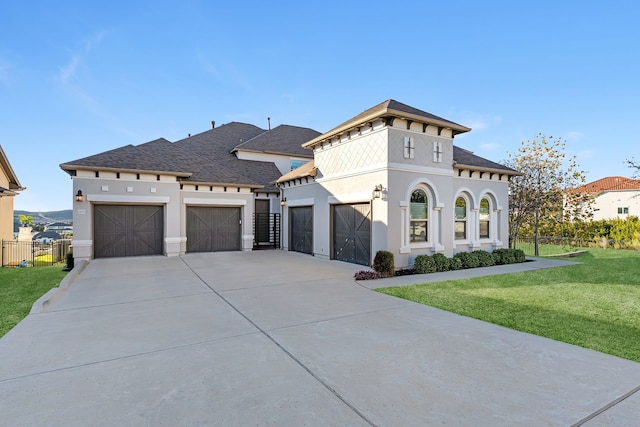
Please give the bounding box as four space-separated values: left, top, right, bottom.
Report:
453 251 480 269
492 248 515 265
64 251 74 271
448 257 463 270
373 250 395 278
472 250 495 267
414 254 437 274
432 253 450 272
492 248 527 265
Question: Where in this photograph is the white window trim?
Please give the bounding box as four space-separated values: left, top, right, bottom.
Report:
433 141 443 163
478 198 492 241
403 136 415 159
454 195 470 243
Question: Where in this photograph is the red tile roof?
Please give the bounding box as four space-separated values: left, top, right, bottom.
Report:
574 176 640 195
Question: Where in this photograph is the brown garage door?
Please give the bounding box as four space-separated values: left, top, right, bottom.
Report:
332 203 371 266
186 206 241 252
289 206 313 255
94 205 164 258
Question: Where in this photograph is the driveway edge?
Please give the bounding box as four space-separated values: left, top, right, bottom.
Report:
30 260 90 314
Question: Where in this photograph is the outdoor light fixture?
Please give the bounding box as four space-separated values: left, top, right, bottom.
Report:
75 190 84 202
373 184 383 199
280 197 287 206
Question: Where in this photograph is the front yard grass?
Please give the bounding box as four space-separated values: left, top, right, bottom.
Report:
377 248 640 362
0 265 67 338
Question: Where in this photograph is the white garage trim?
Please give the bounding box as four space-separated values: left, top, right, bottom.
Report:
328 192 371 204
87 194 170 203
288 198 314 207
183 198 247 206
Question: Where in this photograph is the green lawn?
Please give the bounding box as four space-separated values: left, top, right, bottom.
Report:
0 265 68 338
377 248 640 362
515 241 585 256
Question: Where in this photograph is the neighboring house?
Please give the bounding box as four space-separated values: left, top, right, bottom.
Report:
572 176 640 220
45 222 74 233
0 145 25 241
32 231 63 244
61 100 518 268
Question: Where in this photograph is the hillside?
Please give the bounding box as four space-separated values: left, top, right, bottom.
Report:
14 210 73 224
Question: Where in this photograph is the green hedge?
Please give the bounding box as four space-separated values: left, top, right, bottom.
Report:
414 248 525 274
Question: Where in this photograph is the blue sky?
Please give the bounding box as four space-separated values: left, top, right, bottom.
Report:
1 1 638 212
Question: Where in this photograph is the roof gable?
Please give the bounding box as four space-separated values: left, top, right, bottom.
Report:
0 145 25 191
232 124 319 157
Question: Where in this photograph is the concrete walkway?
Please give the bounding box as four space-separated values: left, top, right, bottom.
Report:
1 252 639 426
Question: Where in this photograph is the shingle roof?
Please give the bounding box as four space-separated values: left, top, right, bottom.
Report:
303 99 471 149
453 146 518 174
60 138 192 176
32 231 62 240
233 124 319 157
573 176 640 195
60 122 297 190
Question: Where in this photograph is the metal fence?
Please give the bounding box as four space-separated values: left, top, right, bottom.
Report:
1 239 72 267
513 236 639 254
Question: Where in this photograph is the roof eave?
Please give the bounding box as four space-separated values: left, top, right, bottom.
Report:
302 108 471 149
59 164 193 178
179 179 263 189
234 148 313 158
0 146 24 190
454 164 522 176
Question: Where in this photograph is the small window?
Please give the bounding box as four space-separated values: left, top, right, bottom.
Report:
410 189 428 242
433 141 443 163
455 197 467 240
290 160 307 171
404 136 415 159
618 207 629 215
479 198 490 239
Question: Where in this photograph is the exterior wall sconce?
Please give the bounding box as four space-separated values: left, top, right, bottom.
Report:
372 184 383 199
75 190 85 202
280 197 287 206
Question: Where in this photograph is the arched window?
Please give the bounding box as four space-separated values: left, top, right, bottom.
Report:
479 198 490 239
410 189 428 242
455 197 467 240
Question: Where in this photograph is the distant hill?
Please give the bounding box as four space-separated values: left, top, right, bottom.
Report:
14 210 73 224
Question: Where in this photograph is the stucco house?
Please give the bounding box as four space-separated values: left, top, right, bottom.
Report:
0 145 25 241
61 100 517 268
573 176 640 220
277 100 518 267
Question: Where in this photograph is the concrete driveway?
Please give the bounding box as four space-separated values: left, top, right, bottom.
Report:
1 251 639 426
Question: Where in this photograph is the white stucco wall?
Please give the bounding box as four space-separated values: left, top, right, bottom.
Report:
180 184 255 252
235 150 311 175
591 190 640 220
282 123 511 269
71 172 183 261
72 170 263 258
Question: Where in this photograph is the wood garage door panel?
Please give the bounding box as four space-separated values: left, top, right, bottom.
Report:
94 205 164 258
332 203 371 266
186 207 241 252
290 206 313 255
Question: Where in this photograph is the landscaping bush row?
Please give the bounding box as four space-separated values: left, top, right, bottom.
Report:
355 248 526 280
413 249 526 274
